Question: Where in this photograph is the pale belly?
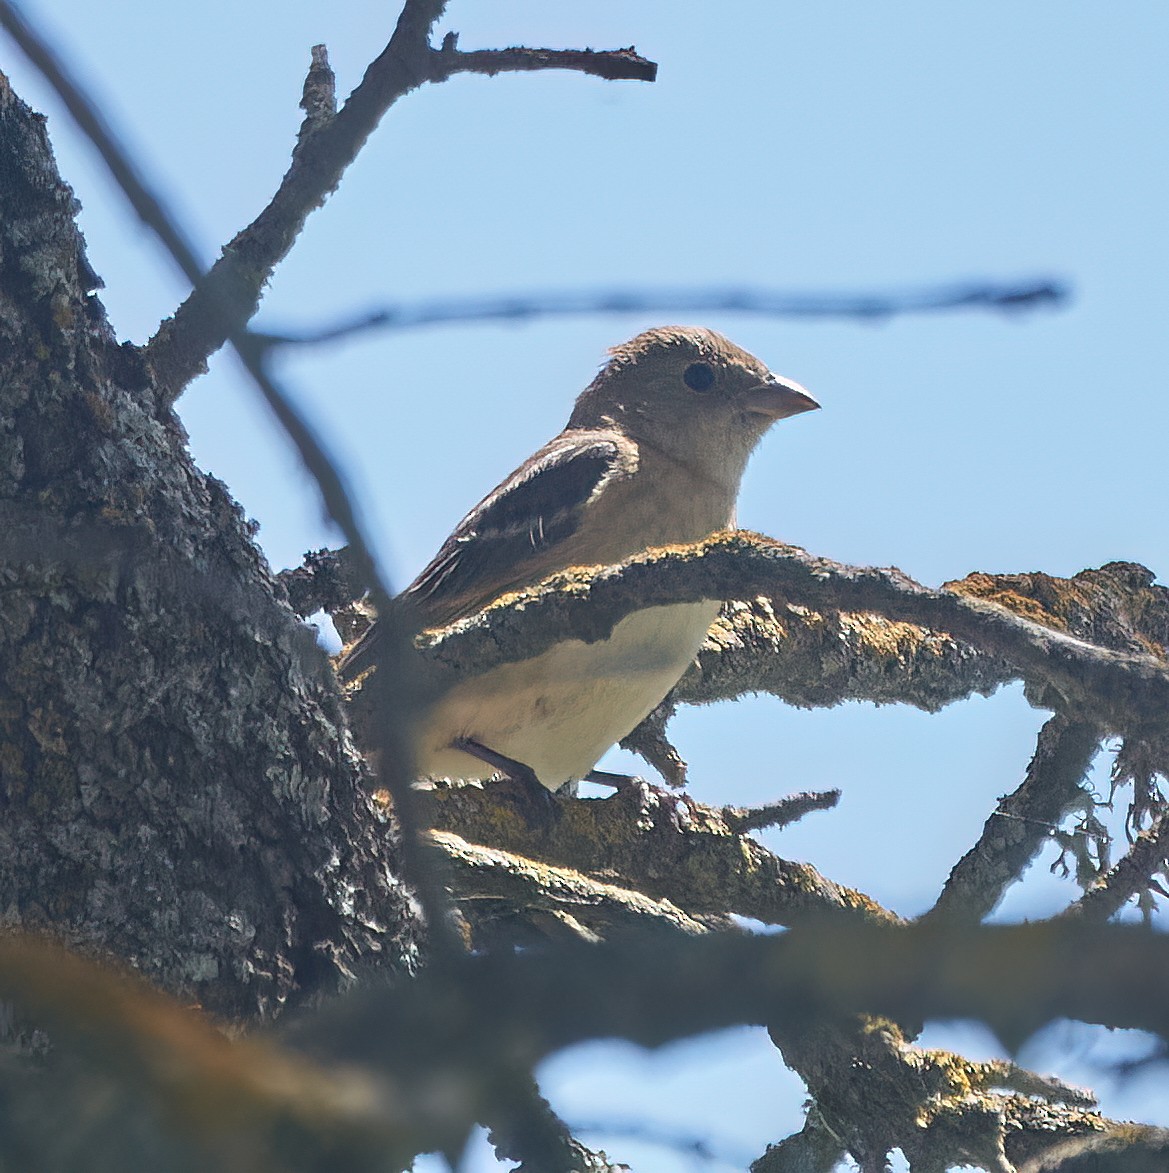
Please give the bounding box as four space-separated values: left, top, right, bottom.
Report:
416 601 719 791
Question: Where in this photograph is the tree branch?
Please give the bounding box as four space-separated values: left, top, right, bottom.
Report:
143 0 448 398
10 923 1167 1170
416 536 1169 745
420 778 892 930
143 20 657 401
722 790 841 835
679 592 1013 708
294 921 1169 1157
431 829 714 939
482 1069 632 1173
923 714 1103 926
432 33 656 83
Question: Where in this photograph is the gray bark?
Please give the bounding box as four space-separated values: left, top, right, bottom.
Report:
0 72 422 1022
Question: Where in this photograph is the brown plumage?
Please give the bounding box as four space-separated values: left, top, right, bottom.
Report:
338 326 818 791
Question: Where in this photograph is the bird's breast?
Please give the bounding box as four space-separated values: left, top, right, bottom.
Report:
416 600 719 791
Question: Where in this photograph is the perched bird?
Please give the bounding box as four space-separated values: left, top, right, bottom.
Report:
339 326 818 795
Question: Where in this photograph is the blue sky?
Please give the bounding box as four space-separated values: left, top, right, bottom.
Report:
4 2 1168 1168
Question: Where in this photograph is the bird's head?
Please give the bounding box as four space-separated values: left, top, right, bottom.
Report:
568 326 818 487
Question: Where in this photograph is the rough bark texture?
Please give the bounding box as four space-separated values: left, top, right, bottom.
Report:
0 74 422 1022
421 778 890 937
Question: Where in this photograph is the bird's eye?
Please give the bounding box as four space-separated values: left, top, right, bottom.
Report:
683 362 715 392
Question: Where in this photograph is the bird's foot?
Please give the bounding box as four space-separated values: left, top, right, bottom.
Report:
452 736 561 831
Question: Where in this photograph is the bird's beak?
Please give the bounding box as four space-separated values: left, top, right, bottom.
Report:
739 375 820 420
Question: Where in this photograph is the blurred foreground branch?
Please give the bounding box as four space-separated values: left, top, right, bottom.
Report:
4 922 1169 1172
258 278 1068 346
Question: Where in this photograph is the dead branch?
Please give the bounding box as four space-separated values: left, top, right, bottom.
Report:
433 33 656 83
143 17 656 401
722 790 841 835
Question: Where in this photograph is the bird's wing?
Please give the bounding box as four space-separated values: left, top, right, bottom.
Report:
405 430 631 621
336 431 633 682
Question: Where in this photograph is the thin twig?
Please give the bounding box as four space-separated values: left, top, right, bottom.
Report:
723 790 841 835
923 714 1102 925
0 0 461 959
255 279 1068 346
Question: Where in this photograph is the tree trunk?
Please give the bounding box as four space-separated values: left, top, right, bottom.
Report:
0 73 421 1023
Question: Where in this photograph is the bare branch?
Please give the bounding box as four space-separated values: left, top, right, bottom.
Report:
143 17 657 400
143 0 450 398
723 790 841 835
923 714 1102 926
433 32 656 83
256 278 1067 346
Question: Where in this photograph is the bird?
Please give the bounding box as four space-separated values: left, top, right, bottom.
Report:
338 325 818 798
